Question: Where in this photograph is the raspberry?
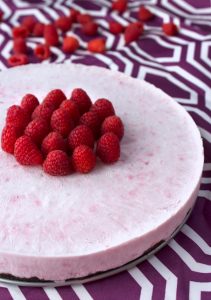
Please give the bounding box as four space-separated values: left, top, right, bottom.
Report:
79 111 101 138
88 38 106 53
32 103 55 122
33 22 44 37
43 89 66 109
44 24 59 46
72 145 96 173
13 38 28 54
14 135 43 165
97 132 120 163
41 131 66 155
8 54 29 67
1 125 19 154
77 14 93 24
138 6 154 22
60 100 80 123
6 105 29 132
21 16 37 33
82 22 98 36
162 23 178 36
101 115 124 140
21 94 39 115
124 23 143 45
34 44 51 60
112 0 127 14
51 108 74 137
56 16 72 32
91 98 115 122
12 26 29 39
71 88 92 114
69 8 80 23
43 150 71 176
62 36 79 54
109 21 124 34
25 118 49 144
68 125 94 151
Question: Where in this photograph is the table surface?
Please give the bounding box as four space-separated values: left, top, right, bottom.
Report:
0 1 211 299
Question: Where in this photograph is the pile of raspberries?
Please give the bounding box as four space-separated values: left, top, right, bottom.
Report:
1 88 124 176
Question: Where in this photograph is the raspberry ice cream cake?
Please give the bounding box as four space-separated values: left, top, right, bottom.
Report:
0 63 203 281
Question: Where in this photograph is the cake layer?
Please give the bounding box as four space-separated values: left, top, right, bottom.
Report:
0 64 203 280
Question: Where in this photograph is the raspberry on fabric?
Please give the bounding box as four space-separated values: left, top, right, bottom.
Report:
88 38 106 53
12 26 29 38
6 105 29 132
112 0 128 14
32 103 55 122
68 125 94 151
24 118 49 144
41 131 66 156
162 23 178 36
34 44 51 60
21 16 37 33
33 22 45 37
56 16 72 32
71 88 92 114
62 36 79 54
8 54 29 67
124 23 144 45
72 145 96 173
1 125 20 154
97 132 120 163
138 6 154 21
60 100 80 124
101 115 124 140
13 38 28 54
43 150 71 176
51 108 74 137
91 98 115 122
109 21 124 34
77 14 93 24
44 24 59 46
69 8 80 23
79 110 101 138
21 94 39 115
82 22 98 36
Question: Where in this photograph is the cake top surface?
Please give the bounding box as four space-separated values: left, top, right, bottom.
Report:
0 63 203 257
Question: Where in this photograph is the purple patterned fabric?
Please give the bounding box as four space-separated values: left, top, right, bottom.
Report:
0 0 211 299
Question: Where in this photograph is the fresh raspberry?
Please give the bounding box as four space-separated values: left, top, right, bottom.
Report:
91 98 115 122
1 125 19 154
162 23 178 36
56 16 72 32
69 8 80 22
101 115 124 140
62 36 79 54
109 21 124 34
34 44 51 60
14 135 43 165
138 6 154 22
112 0 127 14
79 111 101 138
77 14 93 24
41 131 66 155
13 38 28 54
60 100 80 123
68 125 94 151
124 23 143 45
71 88 92 114
24 118 49 144
33 22 45 37
88 38 106 53
8 54 29 67
21 93 39 115
44 24 59 46
6 105 29 132
43 150 71 176
82 22 98 36
32 103 55 122
97 132 120 163
51 108 74 137
21 16 37 33
72 145 96 173
12 26 29 39
0 10 3 22
43 89 66 109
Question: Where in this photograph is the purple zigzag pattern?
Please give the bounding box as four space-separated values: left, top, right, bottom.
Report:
0 0 211 299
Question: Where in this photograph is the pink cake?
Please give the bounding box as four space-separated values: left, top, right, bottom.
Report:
0 63 203 281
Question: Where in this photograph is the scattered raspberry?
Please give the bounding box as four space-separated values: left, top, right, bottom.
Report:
12 26 29 39
69 8 80 23
1 125 19 154
25 118 49 144
60 100 80 124
13 38 28 54
41 131 66 155
101 115 124 140
79 110 101 138
43 150 71 176
68 125 94 151
71 88 92 114
124 23 143 45
91 98 115 122
43 89 66 109
56 16 72 32
33 22 45 37
32 103 55 122
138 6 154 22
62 36 79 53
112 0 127 14
109 21 124 34
21 94 39 115
72 145 96 173
162 22 178 36
82 22 98 36
77 14 93 24
6 105 29 132
14 135 43 165
97 132 120 163
44 24 59 46
88 38 106 53
34 44 51 60
21 16 37 33
8 54 29 67
51 108 74 137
